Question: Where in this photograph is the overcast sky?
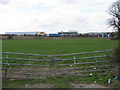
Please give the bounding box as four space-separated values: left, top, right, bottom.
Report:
0 0 116 34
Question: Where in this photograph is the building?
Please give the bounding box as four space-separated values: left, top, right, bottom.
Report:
85 32 110 37
48 34 61 37
5 32 46 36
102 34 110 37
58 31 78 37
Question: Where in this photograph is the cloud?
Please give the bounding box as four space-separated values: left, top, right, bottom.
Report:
0 0 9 4
61 0 77 4
0 0 116 34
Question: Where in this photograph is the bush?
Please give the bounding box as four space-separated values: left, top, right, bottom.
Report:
113 48 120 63
112 47 120 80
7 35 13 40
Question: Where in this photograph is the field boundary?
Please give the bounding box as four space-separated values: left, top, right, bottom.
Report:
0 49 116 79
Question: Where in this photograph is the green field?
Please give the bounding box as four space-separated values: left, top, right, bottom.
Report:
2 38 119 88
2 38 118 55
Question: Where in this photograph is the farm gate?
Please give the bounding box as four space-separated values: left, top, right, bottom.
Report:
0 49 116 79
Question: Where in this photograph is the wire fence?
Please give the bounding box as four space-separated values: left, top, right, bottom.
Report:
0 49 116 79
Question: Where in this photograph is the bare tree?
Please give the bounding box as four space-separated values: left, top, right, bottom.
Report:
108 0 120 40
108 0 120 79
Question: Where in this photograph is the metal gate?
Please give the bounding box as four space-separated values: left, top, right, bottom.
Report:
0 49 115 79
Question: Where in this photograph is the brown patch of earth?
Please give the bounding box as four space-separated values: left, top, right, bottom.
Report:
18 84 55 88
18 82 109 88
70 82 108 88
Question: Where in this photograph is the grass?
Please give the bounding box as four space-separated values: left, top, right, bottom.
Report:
2 38 117 66
1 38 118 88
2 38 118 55
2 75 115 88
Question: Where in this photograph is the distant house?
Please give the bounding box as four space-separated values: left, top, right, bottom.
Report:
58 31 78 37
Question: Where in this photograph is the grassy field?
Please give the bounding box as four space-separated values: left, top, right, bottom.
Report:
2 38 118 55
2 38 119 88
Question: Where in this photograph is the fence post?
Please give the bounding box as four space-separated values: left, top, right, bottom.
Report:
50 56 56 76
27 55 32 78
73 56 77 67
74 56 76 64
104 50 112 66
94 53 98 62
104 50 111 61
29 55 31 65
5 55 9 79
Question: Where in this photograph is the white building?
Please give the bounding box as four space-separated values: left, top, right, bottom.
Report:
5 32 46 35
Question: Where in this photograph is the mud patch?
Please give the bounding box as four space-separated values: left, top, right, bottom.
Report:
70 82 108 88
18 83 55 88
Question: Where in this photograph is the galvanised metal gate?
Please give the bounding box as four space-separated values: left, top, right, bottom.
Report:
0 49 116 79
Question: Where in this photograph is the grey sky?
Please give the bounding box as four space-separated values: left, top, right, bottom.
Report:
0 0 116 34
